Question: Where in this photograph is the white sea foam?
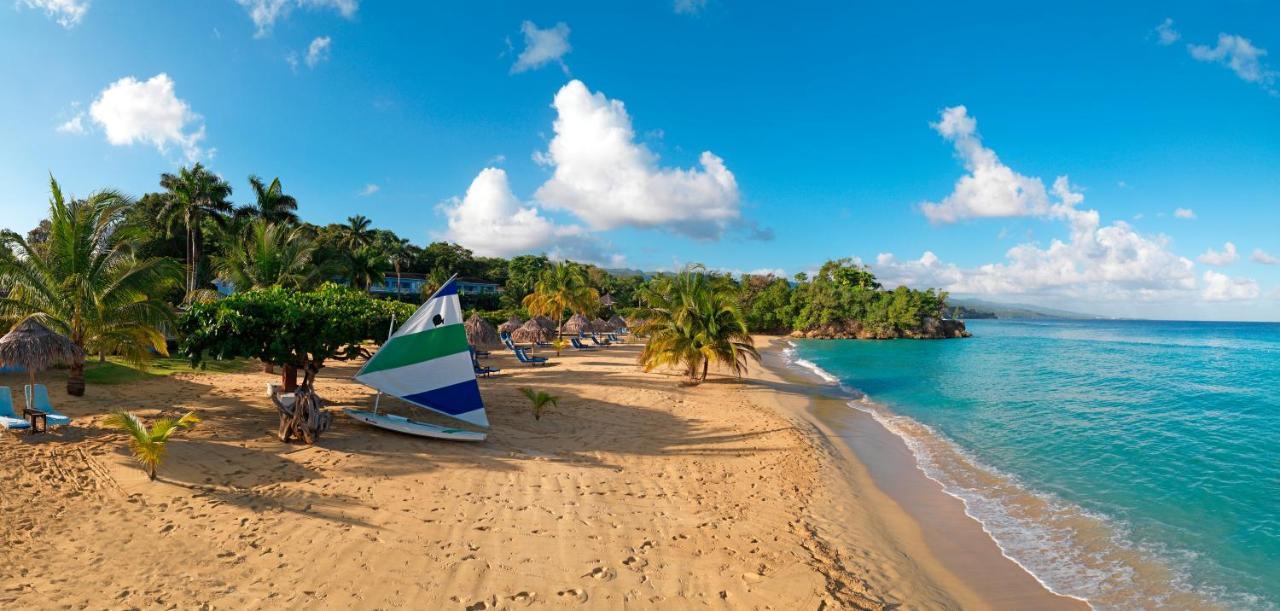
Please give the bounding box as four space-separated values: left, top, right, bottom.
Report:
779 342 1240 610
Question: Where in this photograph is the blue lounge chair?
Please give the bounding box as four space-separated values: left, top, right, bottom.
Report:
570 337 595 351
0 387 31 431
470 348 500 377
24 384 71 427
589 335 611 347
513 347 548 366
607 333 622 344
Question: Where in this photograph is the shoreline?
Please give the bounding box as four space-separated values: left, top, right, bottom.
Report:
753 336 1089 610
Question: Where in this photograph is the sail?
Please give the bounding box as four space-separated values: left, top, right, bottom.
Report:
355 277 488 427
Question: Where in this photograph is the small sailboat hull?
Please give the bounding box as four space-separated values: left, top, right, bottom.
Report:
343 409 487 442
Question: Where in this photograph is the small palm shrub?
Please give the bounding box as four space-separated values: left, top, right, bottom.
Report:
105 410 200 480
519 388 559 421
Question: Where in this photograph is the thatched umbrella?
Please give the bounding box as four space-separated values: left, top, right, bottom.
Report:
464 314 502 350
497 315 523 335
591 317 613 333
600 294 616 308
0 318 84 389
533 316 557 332
607 314 627 330
510 319 552 344
561 313 591 336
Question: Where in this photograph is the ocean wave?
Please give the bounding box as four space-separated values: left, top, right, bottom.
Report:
779 343 1249 610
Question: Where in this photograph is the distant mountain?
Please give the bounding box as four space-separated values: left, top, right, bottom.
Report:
948 298 1101 320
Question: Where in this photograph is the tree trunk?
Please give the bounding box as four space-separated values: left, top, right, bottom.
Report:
281 364 298 392
262 360 275 374
67 359 86 396
191 222 203 293
698 357 709 383
149 464 157 481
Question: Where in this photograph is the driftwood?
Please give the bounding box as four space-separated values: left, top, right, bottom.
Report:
269 365 333 443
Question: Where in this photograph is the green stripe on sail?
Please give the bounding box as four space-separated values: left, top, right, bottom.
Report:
362 324 469 375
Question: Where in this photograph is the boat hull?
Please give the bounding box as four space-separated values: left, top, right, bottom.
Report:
343 409 487 442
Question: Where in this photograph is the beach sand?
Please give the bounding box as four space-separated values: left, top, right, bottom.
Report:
0 337 1082 609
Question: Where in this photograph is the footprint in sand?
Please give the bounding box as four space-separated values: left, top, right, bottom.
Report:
582 566 616 581
557 588 588 603
507 591 536 605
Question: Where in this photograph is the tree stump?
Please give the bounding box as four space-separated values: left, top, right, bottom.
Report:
270 376 332 444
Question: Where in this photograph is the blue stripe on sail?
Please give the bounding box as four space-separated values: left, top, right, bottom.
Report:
431 277 458 298
402 379 483 417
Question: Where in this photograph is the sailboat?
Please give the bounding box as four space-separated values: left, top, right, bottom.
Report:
345 276 488 441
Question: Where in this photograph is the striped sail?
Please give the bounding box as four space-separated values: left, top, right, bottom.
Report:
355 277 488 427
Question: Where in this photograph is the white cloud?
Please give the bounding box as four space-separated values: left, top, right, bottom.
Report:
56 111 86 135
236 0 357 37
18 0 88 28
533 80 742 240
1154 18 1180 45
1174 207 1196 219
87 74 207 162
358 183 378 197
1198 242 1238 266
920 106 1069 224
1201 270 1260 301
674 0 708 14
1251 249 1280 265
877 107 1209 301
1187 33 1276 88
511 21 571 74
305 35 332 68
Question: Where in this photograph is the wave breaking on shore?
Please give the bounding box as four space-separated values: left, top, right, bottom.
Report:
780 342 1240 611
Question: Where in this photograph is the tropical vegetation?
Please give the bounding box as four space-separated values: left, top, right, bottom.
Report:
635 266 759 383
105 410 200 481
519 387 559 421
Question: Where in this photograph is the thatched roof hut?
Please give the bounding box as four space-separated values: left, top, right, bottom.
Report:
533 316 557 332
561 313 592 336
497 315 523 335
600 294 616 308
607 314 627 330
510 319 552 344
0 318 84 384
464 314 502 350
590 317 613 333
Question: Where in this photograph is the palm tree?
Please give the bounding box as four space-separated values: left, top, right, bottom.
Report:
157 163 234 297
636 266 759 384
241 175 299 224
519 388 559 420
212 219 325 290
346 246 385 291
0 177 182 395
419 268 450 299
381 236 413 299
339 214 374 250
105 410 200 481
522 262 599 339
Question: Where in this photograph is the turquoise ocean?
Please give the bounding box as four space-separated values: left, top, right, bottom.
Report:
787 319 1280 609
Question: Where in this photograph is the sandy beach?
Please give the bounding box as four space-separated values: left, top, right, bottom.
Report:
0 337 1081 609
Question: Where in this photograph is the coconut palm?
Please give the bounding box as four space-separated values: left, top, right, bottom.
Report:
519 387 558 421
636 266 759 384
382 236 413 299
241 175 299 224
346 246 385 290
522 262 599 339
212 219 325 290
0 177 182 395
339 214 374 250
105 410 200 481
157 163 235 297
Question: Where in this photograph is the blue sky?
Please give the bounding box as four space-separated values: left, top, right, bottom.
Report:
1 1 1278 320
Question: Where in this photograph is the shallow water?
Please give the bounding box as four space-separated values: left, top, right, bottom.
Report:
789 319 1280 609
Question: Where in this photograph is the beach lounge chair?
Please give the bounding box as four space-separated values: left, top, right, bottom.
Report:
0 387 31 431
607 333 622 344
570 337 595 351
503 337 519 351
470 348 500 377
589 335 611 347
24 384 71 427
513 347 548 366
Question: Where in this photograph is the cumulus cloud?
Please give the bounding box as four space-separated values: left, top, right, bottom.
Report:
237 0 357 37
442 167 618 265
920 106 1071 223
1174 207 1196 219
1187 33 1276 89
56 110 87 135
1154 18 1180 45
511 21 571 74
1198 242 1238 266
358 183 378 196
305 35 332 68
534 80 742 240
1201 270 1260 301
1252 249 1279 265
674 0 708 14
876 107 1216 301
87 74 207 162
18 0 88 28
